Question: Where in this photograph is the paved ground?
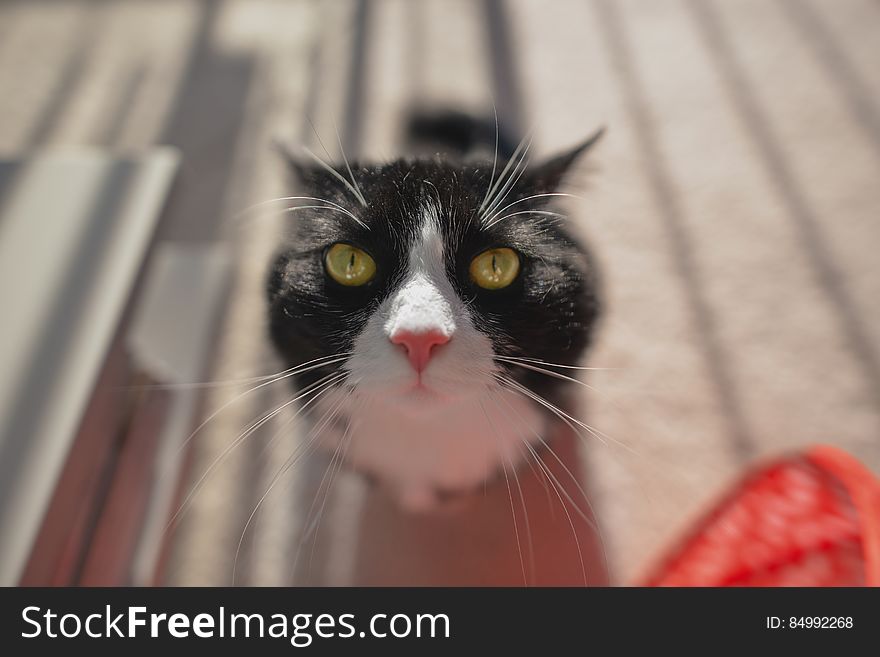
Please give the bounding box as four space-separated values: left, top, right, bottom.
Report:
1 0 878 585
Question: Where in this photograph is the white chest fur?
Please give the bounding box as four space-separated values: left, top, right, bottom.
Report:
315 387 546 511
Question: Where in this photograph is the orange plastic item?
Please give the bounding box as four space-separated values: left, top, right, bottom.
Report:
642 445 880 586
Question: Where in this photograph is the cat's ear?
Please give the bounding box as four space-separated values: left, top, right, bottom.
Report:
520 127 605 194
273 139 334 189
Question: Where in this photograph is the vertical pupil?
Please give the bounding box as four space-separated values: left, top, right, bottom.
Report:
491 254 498 275
348 251 356 272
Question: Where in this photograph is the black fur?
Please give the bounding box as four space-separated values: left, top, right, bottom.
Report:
267 133 603 403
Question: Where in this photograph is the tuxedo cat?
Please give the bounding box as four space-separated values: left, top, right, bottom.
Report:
267 125 603 510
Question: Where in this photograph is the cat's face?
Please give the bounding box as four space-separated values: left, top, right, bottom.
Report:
266 138 602 418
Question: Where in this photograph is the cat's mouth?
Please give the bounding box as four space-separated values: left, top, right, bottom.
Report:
360 372 484 415
392 375 455 406
403 378 441 398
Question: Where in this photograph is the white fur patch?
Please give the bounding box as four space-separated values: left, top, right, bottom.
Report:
318 202 544 509
383 218 456 339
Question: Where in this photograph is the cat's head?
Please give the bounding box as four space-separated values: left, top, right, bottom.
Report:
266 133 603 414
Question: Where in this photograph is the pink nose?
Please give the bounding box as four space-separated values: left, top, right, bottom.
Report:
390 329 450 372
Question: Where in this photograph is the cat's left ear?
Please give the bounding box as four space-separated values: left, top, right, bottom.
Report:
521 127 605 193
272 139 338 189
273 140 315 186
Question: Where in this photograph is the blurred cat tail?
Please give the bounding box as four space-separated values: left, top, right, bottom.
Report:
404 108 513 159
404 107 605 161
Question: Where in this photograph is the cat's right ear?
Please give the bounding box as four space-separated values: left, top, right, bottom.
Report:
520 127 606 194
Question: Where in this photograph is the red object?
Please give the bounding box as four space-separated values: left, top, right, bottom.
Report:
642 445 880 586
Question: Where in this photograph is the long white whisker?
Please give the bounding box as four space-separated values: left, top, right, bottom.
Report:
297 405 353 557
231 410 329 585
480 103 501 212
527 442 588 584
482 135 533 220
498 374 605 446
498 374 634 454
232 381 354 584
494 357 602 394
496 357 636 436
174 355 350 458
484 154 531 225
237 201 366 231
484 132 530 214
477 398 529 586
486 209 566 225
286 388 357 580
489 391 588 584
281 204 365 226
167 371 347 534
234 195 364 226
491 388 608 580
484 192 584 227
479 131 531 216
303 146 368 209
496 355 616 372
304 397 361 577
333 117 367 207
483 396 539 578
501 431 534 582
500 391 601 529
251 377 345 468
134 352 352 392
306 115 340 172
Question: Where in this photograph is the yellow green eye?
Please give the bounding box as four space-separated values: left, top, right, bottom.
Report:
469 247 520 290
324 243 376 286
